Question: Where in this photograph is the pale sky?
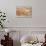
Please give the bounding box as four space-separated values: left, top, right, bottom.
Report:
16 0 32 7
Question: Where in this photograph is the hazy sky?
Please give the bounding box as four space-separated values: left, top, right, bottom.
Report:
16 0 32 7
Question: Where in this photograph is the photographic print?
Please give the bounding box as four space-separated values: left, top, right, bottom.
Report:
16 7 32 17
16 0 32 18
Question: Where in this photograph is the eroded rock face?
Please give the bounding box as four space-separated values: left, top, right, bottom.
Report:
16 7 32 16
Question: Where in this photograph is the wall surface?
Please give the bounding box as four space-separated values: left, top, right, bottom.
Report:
0 0 46 27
